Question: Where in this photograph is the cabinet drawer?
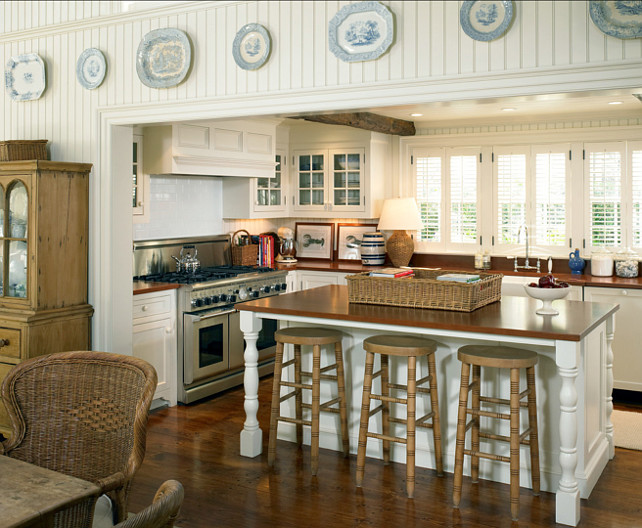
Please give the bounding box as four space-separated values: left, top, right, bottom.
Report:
133 293 174 320
0 328 22 360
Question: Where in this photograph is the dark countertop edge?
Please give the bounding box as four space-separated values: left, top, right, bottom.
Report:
133 281 180 295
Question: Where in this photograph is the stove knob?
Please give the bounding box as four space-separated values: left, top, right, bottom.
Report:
238 287 248 301
194 298 204 307
191 299 199 308
203 297 212 306
274 284 281 292
211 295 220 304
220 294 228 303
281 283 287 291
229 294 237 303
263 285 271 294
251 291 260 298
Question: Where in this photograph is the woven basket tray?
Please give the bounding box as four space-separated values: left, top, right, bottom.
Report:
231 229 259 266
346 269 503 312
0 140 48 161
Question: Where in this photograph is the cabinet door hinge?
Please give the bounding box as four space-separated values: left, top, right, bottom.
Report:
491 152 495 163
479 153 482 163
583 149 586 160
411 155 414 164
569 150 572 161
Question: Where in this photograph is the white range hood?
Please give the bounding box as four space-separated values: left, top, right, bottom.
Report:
143 119 279 178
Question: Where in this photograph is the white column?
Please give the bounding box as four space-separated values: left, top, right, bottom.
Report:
605 313 616 459
555 340 581 527
239 310 263 458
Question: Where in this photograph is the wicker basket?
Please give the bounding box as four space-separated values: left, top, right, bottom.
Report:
0 140 48 161
231 229 259 266
346 269 503 312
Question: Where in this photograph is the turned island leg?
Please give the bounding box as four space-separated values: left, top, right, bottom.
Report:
605 314 616 460
240 310 263 458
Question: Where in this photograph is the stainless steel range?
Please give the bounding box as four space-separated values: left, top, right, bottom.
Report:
133 235 287 403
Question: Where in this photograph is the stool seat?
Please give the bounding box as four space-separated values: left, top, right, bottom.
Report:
458 345 538 369
275 327 343 346
453 344 540 521
356 334 443 499
364 335 438 357
269 326 349 476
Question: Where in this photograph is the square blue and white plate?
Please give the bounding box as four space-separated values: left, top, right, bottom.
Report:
590 1 642 39
5 53 46 101
136 28 191 89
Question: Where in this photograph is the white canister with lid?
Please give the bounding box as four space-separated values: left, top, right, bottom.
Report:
591 248 614 277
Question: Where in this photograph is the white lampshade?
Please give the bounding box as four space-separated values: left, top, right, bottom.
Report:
377 197 422 231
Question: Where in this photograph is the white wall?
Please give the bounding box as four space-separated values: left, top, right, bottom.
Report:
2 1 641 353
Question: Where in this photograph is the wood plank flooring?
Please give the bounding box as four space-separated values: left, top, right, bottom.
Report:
128 377 642 528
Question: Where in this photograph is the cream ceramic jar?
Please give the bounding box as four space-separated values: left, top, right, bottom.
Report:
591 248 614 277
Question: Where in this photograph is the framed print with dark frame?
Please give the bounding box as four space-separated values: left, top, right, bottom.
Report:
295 222 334 260
336 223 378 261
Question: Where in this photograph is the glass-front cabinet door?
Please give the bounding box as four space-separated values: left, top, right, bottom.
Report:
330 148 365 213
1 179 29 299
254 150 287 214
294 150 327 212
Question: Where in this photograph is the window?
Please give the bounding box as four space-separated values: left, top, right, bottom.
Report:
449 152 478 245
630 143 642 249
495 148 528 246
533 147 568 247
584 142 623 250
415 150 442 244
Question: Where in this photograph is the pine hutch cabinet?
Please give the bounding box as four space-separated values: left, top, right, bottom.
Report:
0 161 94 437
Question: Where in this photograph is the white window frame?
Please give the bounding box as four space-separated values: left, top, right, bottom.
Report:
628 141 642 253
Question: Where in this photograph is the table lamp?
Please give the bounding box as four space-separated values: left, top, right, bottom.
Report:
377 197 422 267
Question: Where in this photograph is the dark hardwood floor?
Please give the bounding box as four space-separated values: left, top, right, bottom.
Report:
128 377 642 528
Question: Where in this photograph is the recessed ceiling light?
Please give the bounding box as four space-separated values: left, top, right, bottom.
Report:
502 107 516 112
410 113 423 117
608 101 623 105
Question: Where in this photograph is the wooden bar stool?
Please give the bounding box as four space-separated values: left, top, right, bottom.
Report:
268 327 349 476
452 345 540 521
355 335 443 499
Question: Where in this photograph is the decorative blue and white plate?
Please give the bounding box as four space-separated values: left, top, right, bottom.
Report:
136 28 191 88
460 1 514 42
76 48 107 90
4 53 46 101
328 1 394 63
590 1 642 39
233 24 271 70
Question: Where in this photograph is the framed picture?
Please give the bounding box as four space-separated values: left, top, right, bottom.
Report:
295 222 334 260
336 223 378 260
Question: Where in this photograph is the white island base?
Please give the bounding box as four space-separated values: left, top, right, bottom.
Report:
238 287 618 527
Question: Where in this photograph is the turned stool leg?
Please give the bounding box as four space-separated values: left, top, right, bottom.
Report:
381 354 390 465
471 364 481 483
427 352 444 477
453 361 471 508
335 341 350 457
311 344 321 476
268 342 285 467
406 356 417 499
356 350 375 487
509 367 521 521
294 344 303 446
527 365 540 495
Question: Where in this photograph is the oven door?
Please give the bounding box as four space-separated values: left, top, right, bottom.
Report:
183 308 232 385
228 312 278 371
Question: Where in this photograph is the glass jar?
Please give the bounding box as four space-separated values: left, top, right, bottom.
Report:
614 248 639 278
590 247 614 277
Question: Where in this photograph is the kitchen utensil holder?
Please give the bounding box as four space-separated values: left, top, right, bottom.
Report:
232 229 259 266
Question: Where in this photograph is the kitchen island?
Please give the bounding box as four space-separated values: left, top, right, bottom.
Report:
237 285 618 526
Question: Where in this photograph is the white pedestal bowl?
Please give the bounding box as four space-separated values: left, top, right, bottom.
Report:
523 284 570 315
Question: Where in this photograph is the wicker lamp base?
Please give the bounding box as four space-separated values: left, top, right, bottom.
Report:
386 230 414 267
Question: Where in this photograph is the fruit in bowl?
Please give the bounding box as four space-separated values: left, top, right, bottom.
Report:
524 275 571 315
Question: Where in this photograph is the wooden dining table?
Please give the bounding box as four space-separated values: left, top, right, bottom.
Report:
0 454 101 528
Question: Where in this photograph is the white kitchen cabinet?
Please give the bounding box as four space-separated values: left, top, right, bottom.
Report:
285 270 298 292
297 271 348 290
222 149 288 219
289 131 389 219
133 290 178 406
584 286 642 392
143 118 279 178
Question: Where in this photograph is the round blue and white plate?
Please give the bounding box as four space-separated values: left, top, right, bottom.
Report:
590 1 642 39
76 48 107 90
233 24 271 70
460 1 514 42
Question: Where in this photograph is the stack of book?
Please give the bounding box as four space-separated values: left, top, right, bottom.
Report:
435 273 481 283
369 267 415 278
258 234 275 267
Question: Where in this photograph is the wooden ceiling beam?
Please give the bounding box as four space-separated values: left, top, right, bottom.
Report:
298 112 416 136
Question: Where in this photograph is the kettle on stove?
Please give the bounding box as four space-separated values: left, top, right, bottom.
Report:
172 245 201 273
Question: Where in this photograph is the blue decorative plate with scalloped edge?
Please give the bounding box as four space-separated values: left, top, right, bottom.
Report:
590 1 642 39
76 48 107 90
136 28 191 88
5 53 46 101
328 1 394 63
460 1 514 42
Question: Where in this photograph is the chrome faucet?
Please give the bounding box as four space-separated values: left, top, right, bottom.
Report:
514 225 540 272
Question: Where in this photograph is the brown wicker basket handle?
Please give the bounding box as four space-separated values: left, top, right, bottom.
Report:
232 229 252 247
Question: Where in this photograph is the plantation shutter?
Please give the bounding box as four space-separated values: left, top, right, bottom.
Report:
415 151 442 243
449 152 478 245
495 149 528 245
632 146 642 249
585 143 623 249
533 148 568 247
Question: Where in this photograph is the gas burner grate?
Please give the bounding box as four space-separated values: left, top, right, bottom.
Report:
135 265 277 284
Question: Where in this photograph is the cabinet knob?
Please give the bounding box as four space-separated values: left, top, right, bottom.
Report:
165 327 172 334
137 201 143 207
142 305 148 311
622 290 628 296
0 339 10 347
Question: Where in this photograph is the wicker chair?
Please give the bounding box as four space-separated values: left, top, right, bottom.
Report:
113 480 184 528
0 351 158 526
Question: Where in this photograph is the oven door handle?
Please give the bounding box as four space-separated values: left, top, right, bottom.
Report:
193 308 237 321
